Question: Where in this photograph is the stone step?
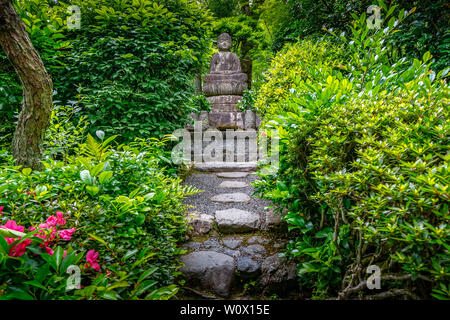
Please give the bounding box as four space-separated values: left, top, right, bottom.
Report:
180 251 235 297
218 181 248 188
194 161 257 172
210 192 251 203
216 172 250 178
215 208 260 233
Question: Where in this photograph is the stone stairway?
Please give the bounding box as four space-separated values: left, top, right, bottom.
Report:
180 165 297 299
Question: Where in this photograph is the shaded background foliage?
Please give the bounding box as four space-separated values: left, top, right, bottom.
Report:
269 0 449 71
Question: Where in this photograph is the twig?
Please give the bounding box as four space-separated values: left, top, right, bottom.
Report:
365 289 420 300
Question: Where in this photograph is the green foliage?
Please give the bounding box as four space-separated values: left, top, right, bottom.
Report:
253 38 346 117
253 4 450 299
0 111 198 299
269 0 449 73
1 0 213 144
0 0 70 147
203 0 240 18
0 238 84 300
53 0 213 141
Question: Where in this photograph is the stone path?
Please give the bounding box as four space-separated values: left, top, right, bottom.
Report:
180 167 296 299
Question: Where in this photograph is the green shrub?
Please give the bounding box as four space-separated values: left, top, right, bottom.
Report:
1 0 213 145
253 5 450 299
0 110 198 299
53 0 212 141
253 38 345 118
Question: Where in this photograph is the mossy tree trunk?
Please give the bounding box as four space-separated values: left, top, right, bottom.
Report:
0 0 53 170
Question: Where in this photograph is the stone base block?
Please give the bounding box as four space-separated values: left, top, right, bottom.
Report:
203 81 248 96
209 112 244 129
212 103 239 112
207 95 242 105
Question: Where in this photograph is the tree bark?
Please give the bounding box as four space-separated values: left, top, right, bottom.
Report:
0 0 53 170
240 1 253 89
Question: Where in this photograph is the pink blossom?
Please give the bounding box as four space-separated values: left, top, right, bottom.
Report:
0 220 31 257
59 228 76 241
9 239 32 257
46 212 66 227
45 246 54 255
0 206 4 216
86 250 101 271
46 216 58 227
1 220 25 233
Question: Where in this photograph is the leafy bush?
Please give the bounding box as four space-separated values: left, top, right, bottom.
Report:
253 38 345 118
1 0 213 144
253 4 450 299
270 0 449 73
0 110 198 299
54 0 212 141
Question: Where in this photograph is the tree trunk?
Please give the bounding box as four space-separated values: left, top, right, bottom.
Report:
240 1 253 89
0 0 53 170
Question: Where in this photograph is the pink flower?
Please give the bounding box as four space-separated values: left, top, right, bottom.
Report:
86 250 101 271
1 220 25 233
9 239 32 257
59 228 76 241
0 206 4 216
45 246 54 255
46 216 58 227
45 212 66 227
0 220 31 257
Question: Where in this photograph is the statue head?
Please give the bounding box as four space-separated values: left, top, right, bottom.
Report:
217 33 232 51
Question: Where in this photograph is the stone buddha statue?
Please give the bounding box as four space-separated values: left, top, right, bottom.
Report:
209 33 242 74
202 33 248 120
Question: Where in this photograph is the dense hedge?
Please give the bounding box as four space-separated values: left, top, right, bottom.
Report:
1 0 213 143
253 6 450 299
252 39 345 117
271 0 449 73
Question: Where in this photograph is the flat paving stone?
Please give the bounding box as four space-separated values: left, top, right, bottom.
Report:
219 181 249 188
186 212 214 235
223 236 244 249
217 172 249 179
241 244 267 259
181 251 235 297
194 162 257 172
247 236 270 245
211 192 251 203
237 256 261 276
216 208 260 233
182 173 272 216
